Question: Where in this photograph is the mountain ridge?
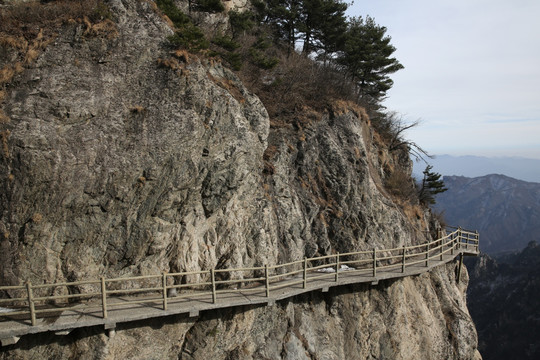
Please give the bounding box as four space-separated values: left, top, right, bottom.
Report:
435 173 540 254
413 155 540 183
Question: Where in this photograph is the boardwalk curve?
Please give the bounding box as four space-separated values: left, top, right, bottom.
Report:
0 227 479 346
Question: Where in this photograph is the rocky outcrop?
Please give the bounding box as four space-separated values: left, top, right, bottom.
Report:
0 1 480 359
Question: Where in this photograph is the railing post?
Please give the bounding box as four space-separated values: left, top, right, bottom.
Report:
162 272 168 311
372 248 377 277
476 230 480 252
425 242 429 267
401 247 406 273
439 238 443 261
211 269 216 304
303 257 307 289
451 232 455 255
26 281 36 326
265 264 270 298
335 253 340 282
100 277 108 319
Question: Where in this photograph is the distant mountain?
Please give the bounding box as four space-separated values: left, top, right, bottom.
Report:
466 242 540 360
413 155 540 183
434 174 540 254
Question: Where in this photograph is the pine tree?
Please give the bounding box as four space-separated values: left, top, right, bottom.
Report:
298 0 348 59
418 165 448 205
338 16 404 106
255 0 348 58
256 0 300 53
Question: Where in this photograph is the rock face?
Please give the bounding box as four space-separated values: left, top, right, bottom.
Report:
0 1 480 359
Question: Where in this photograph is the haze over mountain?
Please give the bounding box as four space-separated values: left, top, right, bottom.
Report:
434 174 540 254
413 155 540 183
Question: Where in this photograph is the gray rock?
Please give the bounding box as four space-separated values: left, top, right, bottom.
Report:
0 1 480 359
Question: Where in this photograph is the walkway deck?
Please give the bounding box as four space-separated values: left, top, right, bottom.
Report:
0 228 479 346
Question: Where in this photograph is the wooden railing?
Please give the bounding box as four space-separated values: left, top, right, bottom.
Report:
0 227 478 326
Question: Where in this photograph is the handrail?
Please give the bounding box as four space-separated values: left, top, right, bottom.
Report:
0 227 479 327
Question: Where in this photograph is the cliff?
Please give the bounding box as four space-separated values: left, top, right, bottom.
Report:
0 1 480 359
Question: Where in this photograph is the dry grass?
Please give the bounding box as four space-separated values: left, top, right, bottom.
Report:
173 49 190 63
262 145 279 175
1 129 10 158
0 66 16 85
0 1 116 86
384 170 417 203
206 72 245 104
157 57 184 73
31 213 43 224
82 17 118 39
262 145 279 161
0 0 104 38
331 99 369 122
161 15 176 29
24 48 40 65
130 105 146 114
238 45 357 125
0 109 9 124
0 34 28 50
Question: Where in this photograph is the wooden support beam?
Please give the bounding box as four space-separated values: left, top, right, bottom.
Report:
1 336 20 346
457 253 464 282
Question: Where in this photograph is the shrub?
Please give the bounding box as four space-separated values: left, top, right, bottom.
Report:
156 0 209 52
155 0 190 28
385 170 417 202
168 23 209 52
0 0 110 37
212 36 240 52
193 0 225 13
222 51 243 71
229 10 255 37
249 48 278 70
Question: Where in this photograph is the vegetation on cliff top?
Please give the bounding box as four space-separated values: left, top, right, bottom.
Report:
151 0 440 209
0 0 440 209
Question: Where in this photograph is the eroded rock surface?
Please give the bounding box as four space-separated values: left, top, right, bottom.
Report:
0 1 480 359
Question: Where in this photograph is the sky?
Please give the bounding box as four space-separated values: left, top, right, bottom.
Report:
347 0 540 159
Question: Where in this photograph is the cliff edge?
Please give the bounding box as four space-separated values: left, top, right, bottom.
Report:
0 1 480 359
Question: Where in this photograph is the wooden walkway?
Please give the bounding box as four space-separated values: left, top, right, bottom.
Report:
0 228 479 346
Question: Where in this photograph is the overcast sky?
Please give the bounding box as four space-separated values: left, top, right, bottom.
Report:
347 0 540 159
